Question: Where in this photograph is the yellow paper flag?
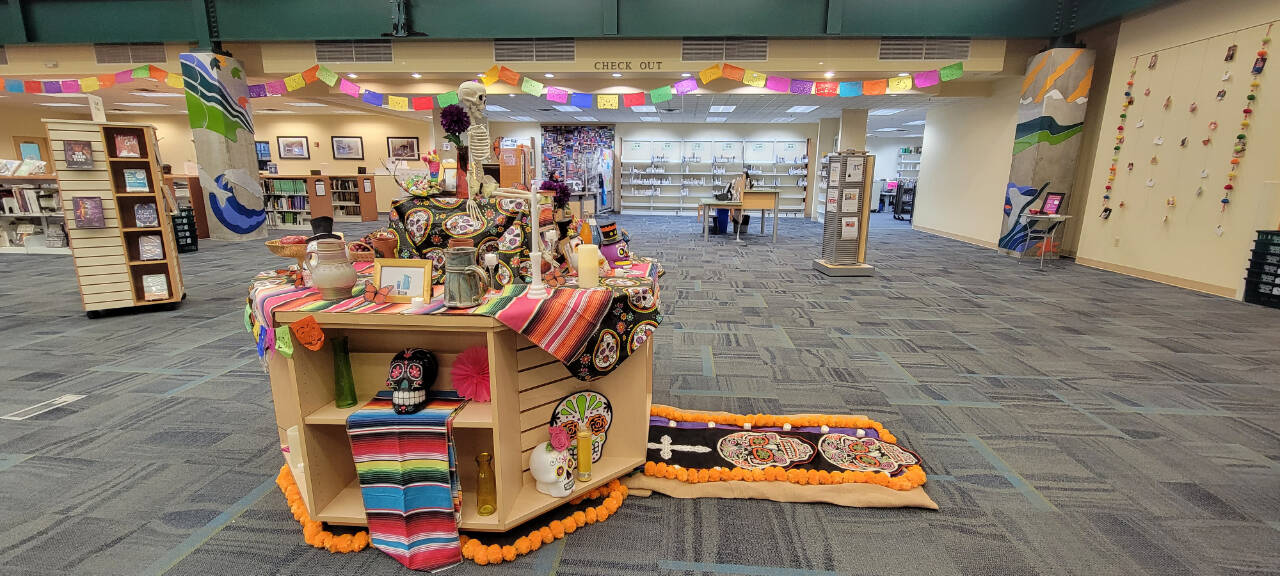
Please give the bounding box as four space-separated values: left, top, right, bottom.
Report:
481 65 501 86
387 95 409 111
887 76 913 93
79 77 101 92
743 69 767 88
597 94 619 109
284 74 306 92
699 64 723 84
165 74 184 89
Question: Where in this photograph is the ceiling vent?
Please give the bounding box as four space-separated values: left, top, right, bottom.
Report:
878 37 971 60
493 39 575 62
94 43 167 64
682 37 767 61
314 40 393 63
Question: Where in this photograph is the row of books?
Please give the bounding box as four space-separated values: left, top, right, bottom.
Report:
1 187 59 215
264 178 308 195
0 159 50 176
267 196 309 211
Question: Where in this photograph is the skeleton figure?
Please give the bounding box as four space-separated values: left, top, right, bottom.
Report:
458 81 491 221
386 348 438 414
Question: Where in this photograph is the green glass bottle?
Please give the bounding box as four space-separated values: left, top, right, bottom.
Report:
333 336 358 409
476 452 497 516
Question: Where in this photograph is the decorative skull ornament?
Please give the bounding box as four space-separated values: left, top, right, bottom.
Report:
549 391 612 464
716 431 816 469
385 348 438 414
529 440 575 497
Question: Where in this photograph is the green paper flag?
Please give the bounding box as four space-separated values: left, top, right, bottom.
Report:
940 62 964 82
521 77 544 96
649 85 673 103
316 66 339 87
243 305 253 335
437 91 459 107
275 326 294 358
132 65 150 79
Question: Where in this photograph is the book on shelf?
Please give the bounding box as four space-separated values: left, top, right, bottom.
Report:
12 159 48 176
137 234 164 261
63 140 95 169
0 159 19 176
123 169 150 193
141 274 170 301
114 134 141 158
134 202 159 227
1 197 17 214
72 196 106 228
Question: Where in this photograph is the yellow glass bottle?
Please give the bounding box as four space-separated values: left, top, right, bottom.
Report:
476 452 496 516
576 429 592 481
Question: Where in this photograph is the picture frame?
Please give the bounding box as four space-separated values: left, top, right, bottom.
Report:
277 136 310 160
331 136 365 160
387 137 420 160
372 258 433 304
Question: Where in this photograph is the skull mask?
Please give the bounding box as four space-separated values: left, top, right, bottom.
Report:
386 348 438 414
458 81 487 124
717 431 815 470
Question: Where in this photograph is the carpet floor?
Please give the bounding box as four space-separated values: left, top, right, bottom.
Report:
0 212 1277 576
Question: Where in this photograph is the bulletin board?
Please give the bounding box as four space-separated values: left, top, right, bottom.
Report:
541 125 615 184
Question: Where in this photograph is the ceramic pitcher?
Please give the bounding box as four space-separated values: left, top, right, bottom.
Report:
444 247 489 308
305 238 357 300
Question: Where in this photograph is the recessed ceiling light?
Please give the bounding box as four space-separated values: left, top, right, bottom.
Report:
898 72 910 77
818 61 824 65
611 73 623 78
709 105 735 113
552 105 581 112
574 116 598 121
771 117 795 123
631 105 657 112
875 127 902 132
786 105 819 113
869 108 905 116
903 120 926 126
410 73 422 79
287 102 328 107
476 73 485 77
706 117 727 123
346 73 358 79
824 71 835 79
681 73 692 77
639 116 660 122
544 73 555 78
129 91 185 98
38 102 87 107
510 115 535 122
119 102 169 107
486 104 509 112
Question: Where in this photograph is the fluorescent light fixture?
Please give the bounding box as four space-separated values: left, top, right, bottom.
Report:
639 116 660 122
118 102 169 107
869 108 905 116
904 120 926 126
552 105 581 112
824 71 835 78
333 109 369 114
631 105 657 112
410 73 422 79
897 72 910 77
39 93 86 98
510 115 536 121
771 117 795 123
709 105 736 113
574 116 598 121
786 105 819 113
129 91 185 98
681 73 692 77
706 117 728 123
544 73 555 78
38 102 87 107
874 128 901 132
611 73 623 78
287 102 328 107
256 109 295 114
485 104 509 112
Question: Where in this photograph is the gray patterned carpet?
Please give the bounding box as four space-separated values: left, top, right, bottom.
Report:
1 212 1278 576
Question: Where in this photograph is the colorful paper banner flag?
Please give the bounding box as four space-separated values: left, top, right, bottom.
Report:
520 77 544 96
338 78 360 98
598 94 619 109
42 81 62 94
673 77 698 94
302 65 320 84
570 92 593 109
437 91 460 107
622 92 646 107
546 87 569 103
132 66 150 79
151 68 169 83
266 80 287 96
5 79 24 93
914 70 940 88
248 84 268 98
499 66 520 85
284 74 306 92
98 74 116 89
940 62 964 82
743 70 766 87
387 95 409 111
790 79 814 95
649 85 673 103
165 75 184 89
362 90 384 106
60 80 81 93
481 65 501 86
115 70 134 85
412 96 434 111
838 81 863 97
887 76 912 93
863 78 888 95
24 80 42 93
316 65 339 87
699 64 723 84
764 75 789 92
722 64 745 82
815 81 839 97
79 77 100 92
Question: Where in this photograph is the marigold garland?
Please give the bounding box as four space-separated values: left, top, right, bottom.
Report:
645 405 926 491
459 479 628 566
275 465 370 553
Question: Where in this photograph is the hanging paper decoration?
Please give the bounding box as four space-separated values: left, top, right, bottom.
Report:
60 79 80 93
887 76 913 93
481 65 501 86
132 65 151 79
1221 25 1270 211
302 66 320 83
597 94 619 109
673 77 698 94
266 79 287 96
317 66 339 86
361 90 384 106
498 66 521 85
43 81 62 94
436 91 460 107
570 92 593 108
412 96 434 111
940 62 964 81
80 77 101 92
4 79 23 92
164 75 184 89
764 75 789 92
114 69 134 84
863 79 888 95
338 78 360 97
649 85 673 103
387 95 409 111
23 80 41 93
1101 60 1138 215
721 64 746 82
520 77 544 96
546 87 569 103
248 84 267 98
699 64 723 84
284 73 306 92
789 79 814 95
742 70 766 87
815 81 839 97
838 81 863 97
622 92 646 107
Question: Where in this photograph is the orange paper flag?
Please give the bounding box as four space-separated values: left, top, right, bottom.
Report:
302 65 320 84
498 66 520 85
721 64 745 82
863 78 888 95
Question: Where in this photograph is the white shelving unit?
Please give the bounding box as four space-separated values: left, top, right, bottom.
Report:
897 148 922 180
0 174 70 255
619 139 811 216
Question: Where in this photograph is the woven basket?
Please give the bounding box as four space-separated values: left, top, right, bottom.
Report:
265 239 307 267
347 241 376 262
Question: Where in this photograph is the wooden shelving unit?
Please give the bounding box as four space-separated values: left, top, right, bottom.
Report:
0 174 68 255
45 119 185 317
261 174 378 229
267 311 652 533
163 175 208 239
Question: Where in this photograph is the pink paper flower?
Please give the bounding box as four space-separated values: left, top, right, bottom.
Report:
548 425 571 451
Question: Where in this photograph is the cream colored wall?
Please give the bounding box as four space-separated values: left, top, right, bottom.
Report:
913 78 1022 246
866 136 923 183
1075 0 1280 297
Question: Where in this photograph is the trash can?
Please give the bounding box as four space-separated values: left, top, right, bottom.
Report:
713 208 730 235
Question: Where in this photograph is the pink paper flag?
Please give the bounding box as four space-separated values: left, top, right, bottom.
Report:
114 70 134 85
764 75 790 92
60 80 81 93
339 78 360 98
913 70 941 88
266 80 287 96
546 87 569 103
673 77 698 94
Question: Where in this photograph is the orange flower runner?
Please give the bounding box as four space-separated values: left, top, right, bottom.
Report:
276 465 371 553
459 479 629 566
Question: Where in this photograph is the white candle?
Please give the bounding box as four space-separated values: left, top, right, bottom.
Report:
577 244 599 288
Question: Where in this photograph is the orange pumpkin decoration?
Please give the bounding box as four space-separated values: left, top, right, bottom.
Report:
291 315 326 351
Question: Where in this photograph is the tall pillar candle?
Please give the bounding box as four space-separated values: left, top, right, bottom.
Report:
577 244 599 288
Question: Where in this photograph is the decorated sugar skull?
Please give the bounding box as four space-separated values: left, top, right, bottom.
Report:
596 221 630 268
717 431 815 470
529 440 575 497
385 348 438 414
817 434 921 474
549 391 612 464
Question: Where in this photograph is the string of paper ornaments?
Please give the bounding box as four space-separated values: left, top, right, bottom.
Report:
1101 62 1138 219
1222 24 1270 211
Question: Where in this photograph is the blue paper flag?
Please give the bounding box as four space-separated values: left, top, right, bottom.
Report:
362 90 384 107
256 324 268 358
3 79 23 93
570 92 593 109
838 81 863 97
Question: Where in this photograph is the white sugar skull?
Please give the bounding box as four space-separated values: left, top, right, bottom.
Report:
549 392 613 464
717 431 815 470
458 81 487 123
529 441 575 497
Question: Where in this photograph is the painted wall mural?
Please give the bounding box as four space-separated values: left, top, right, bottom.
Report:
180 52 266 240
999 48 1095 253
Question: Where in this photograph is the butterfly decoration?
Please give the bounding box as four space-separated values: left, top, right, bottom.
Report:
363 279 392 305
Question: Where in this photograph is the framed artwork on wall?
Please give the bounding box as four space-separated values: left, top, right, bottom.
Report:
331 136 365 160
277 136 310 160
387 137 419 160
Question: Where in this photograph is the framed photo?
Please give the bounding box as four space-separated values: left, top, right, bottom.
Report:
372 258 433 303
255 141 272 161
331 136 365 160
72 196 105 228
63 140 95 169
277 136 310 160
387 137 420 160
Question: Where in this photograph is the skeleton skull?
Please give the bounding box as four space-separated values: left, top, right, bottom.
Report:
717 431 815 469
385 348 438 414
458 81 487 123
529 441 575 497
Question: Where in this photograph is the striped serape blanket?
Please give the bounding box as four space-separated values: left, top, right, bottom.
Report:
347 390 467 572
